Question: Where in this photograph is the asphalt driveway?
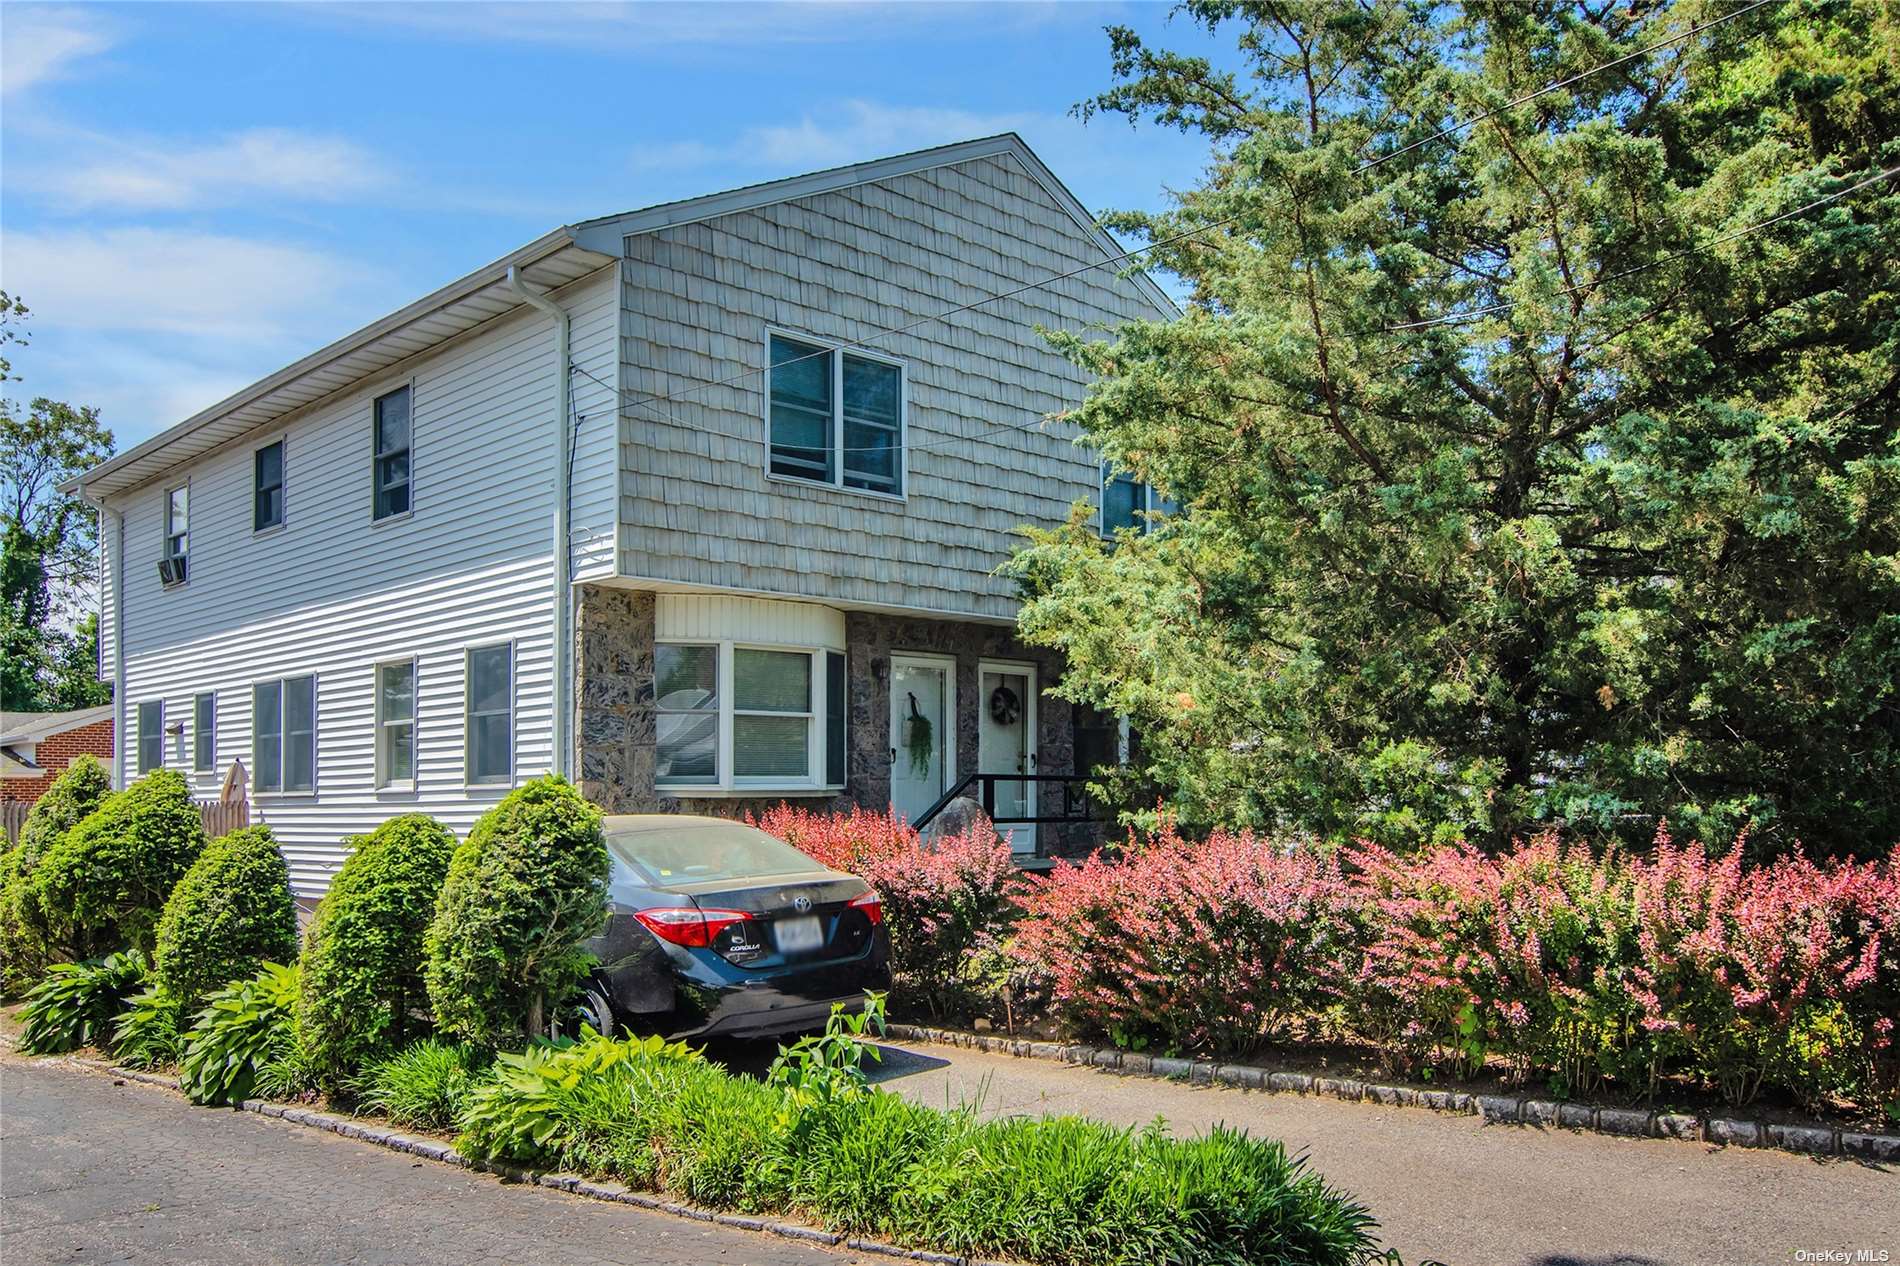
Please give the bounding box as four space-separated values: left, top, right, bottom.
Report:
863 1038 1899 1266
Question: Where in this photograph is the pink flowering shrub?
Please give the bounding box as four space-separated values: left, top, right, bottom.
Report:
749 804 1029 1019
1011 820 1349 1055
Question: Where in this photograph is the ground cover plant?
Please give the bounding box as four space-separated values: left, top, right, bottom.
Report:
179 960 301 1106
16 949 148 1054
448 1001 1389 1266
299 813 458 1086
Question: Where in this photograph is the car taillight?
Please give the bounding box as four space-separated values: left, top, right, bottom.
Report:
848 890 883 925
634 906 753 948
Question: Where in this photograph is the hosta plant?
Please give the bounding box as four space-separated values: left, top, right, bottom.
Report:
17 950 149 1055
112 984 185 1070
179 961 300 1106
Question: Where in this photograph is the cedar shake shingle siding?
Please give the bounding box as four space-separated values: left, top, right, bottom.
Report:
618 151 1164 620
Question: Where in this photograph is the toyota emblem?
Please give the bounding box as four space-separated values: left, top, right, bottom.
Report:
792 895 812 913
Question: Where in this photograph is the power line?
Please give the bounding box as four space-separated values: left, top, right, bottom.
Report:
1383 164 1900 332
613 0 1777 419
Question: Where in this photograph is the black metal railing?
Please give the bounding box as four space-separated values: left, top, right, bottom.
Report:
911 772 1099 834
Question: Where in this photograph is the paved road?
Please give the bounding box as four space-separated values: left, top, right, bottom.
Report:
0 1056 851 1266
863 1039 1899 1266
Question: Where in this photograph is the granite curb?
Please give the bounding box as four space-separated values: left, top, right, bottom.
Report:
883 1024 1900 1163
56 1055 1010 1266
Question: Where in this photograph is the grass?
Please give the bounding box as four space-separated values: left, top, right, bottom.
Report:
444 1024 1390 1266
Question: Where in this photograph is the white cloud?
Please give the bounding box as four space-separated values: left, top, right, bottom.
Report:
0 6 115 99
0 226 377 342
633 100 1055 175
292 1 1099 50
31 128 392 211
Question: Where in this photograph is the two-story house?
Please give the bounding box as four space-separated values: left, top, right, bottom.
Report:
66 134 1173 896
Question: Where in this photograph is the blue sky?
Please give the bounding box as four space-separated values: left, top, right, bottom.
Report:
1 1 1221 451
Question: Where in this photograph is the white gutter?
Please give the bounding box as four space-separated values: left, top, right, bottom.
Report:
503 266 575 781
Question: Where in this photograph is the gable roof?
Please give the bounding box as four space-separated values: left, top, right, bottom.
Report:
68 133 1173 501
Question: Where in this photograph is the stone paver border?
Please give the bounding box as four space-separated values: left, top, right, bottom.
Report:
883 1024 1900 1163
58 1057 1012 1266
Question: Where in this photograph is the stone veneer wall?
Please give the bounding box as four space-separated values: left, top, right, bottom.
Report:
573 583 1100 856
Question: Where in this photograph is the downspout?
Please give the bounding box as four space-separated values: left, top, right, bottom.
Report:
504 265 575 780
79 485 126 790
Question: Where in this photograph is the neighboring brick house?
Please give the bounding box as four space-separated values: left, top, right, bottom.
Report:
1 706 116 804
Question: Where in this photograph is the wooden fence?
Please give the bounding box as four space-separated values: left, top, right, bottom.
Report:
2 798 249 848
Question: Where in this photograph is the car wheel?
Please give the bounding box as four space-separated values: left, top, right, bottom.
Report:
546 978 617 1042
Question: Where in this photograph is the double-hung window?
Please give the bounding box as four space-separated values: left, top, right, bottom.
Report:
193 692 215 772
655 641 846 792
254 440 285 532
376 659 416 788
465 644 512 785
1100 464 1176 538
253 675 316 794
373 386 412 520
162 484 189 583
138 700 164 774
767 334 903 496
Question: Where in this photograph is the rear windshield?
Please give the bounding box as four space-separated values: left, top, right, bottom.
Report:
604 821 828 886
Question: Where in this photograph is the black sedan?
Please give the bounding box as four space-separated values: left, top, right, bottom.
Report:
564 815 891 1040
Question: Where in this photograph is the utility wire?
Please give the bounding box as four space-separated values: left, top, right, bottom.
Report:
613 0 1777 420
1382 165 1900 331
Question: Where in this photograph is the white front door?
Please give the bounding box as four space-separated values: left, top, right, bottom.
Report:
889 654 954 827
977 661 1037 854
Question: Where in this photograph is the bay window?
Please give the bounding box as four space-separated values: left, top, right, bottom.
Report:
767 333 903 496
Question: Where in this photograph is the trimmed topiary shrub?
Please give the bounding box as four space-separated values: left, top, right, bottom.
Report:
0 754 114 992
32 769 207 957
152 824 298 1014
425 776 610 1045
298 814 457 1086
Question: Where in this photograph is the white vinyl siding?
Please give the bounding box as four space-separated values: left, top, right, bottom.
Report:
618 150 1167 619
100 266 617 892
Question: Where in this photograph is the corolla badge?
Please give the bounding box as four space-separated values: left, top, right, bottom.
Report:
792 894 812 913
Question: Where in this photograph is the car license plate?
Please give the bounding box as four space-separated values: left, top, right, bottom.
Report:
775 915 823 953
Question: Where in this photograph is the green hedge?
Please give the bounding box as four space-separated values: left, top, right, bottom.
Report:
425 777 609 1046
32 769 207 957
153 824 298 1013
0 754 113 993
298 814 457 1086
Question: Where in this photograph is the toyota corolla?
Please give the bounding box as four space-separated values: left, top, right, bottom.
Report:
564 815 891 1040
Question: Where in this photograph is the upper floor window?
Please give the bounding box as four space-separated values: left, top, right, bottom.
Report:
465 643 513 785
1100 465 1175 538
138 700 163 774
193 692 216 772
767 334 903 497
373 386 412 520
254 440 285 532
162 484 189 584
253 674 316 794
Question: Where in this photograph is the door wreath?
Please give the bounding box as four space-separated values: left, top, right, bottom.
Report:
988 683 1021 726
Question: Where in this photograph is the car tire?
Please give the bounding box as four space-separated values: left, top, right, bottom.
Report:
547 978 618 1042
